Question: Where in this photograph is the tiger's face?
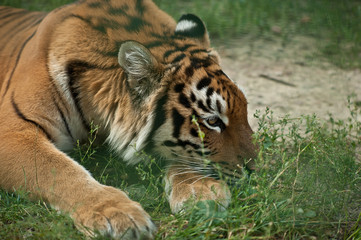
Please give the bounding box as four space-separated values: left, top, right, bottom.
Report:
153 48 257 179
116 13 257 180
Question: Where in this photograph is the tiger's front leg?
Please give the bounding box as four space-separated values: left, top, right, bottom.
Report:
0 127 155 239
164 164 231 213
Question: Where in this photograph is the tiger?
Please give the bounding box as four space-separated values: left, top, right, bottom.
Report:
0 0 257 238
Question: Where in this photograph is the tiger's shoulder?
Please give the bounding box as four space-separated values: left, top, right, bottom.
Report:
0 0 215 149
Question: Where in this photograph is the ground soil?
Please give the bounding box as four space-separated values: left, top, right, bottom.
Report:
216 36 361 130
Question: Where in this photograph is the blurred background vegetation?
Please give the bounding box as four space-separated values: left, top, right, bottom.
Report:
1 0 361 68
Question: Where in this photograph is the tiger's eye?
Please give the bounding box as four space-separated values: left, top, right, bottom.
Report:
207 118 218 126
206 117 226 131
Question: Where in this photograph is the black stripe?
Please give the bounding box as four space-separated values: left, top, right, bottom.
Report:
144 41 164 49
198 100 210 113
163 49 177 60
207 72 214 78
135 0 145 14
69 14 107 34
66 61 92 132
213 70 224 76
95 50 118 58
174 83 185 93
172 108 185 138
2 30 37 101
178 44 196 51
196 77 211 90
206 87 214 97
0 14 43 53
163 140 177 147
195 150 211 156
0 41 23 76
68 14 120 34
226 91 231 112
231 97 235 115
14 13 42 29
171 53 186 64
108 5 129 15
190 57 202 69
1 12 38 31
185 65 194 78
179 93 191 108
190 92 197 102
0 7 10 14
71 6 148 34
216 100 222 113
49 79 71 117
191 110 200 119
206 98 213 110
190 49 208 55
125 16 150 32
201 57 212 68
190 128 198 138
53 96 74 140
144 94 168 152
24 13 45 28
194 151 203 156
87 1 102 8
177 139 200 150
172 65 182 76
164 140 201 150
0 10 27 22
11 93 52 141
190 57 212 69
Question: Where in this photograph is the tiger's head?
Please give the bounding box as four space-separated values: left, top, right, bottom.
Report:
117 14 257 180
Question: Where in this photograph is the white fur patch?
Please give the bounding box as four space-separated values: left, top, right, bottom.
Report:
48 54 88 147
175 20 197 32
122 113 155 163
190 83 228 116
106 110 156 165
48 54 74 105
107 123 134 156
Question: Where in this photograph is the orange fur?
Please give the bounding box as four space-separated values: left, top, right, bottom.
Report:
0 0 257 238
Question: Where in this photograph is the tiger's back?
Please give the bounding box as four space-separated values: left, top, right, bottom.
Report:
0 7 46 89
0 1 173 94
0 0 180 149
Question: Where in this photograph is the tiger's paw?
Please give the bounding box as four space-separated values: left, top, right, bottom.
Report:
165 174 231 213
71 186 156 239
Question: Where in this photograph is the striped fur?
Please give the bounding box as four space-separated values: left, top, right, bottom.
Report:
0 0 257 238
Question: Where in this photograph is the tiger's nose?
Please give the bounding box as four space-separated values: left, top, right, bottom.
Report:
237 154 256 171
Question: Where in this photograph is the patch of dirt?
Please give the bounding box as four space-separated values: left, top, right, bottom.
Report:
216 36 361 130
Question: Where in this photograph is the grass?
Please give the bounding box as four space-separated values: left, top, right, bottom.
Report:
0 0 360 239
1 96 360 239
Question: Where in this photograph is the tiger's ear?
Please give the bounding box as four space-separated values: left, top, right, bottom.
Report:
175 14 210 48
118 41 162 99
